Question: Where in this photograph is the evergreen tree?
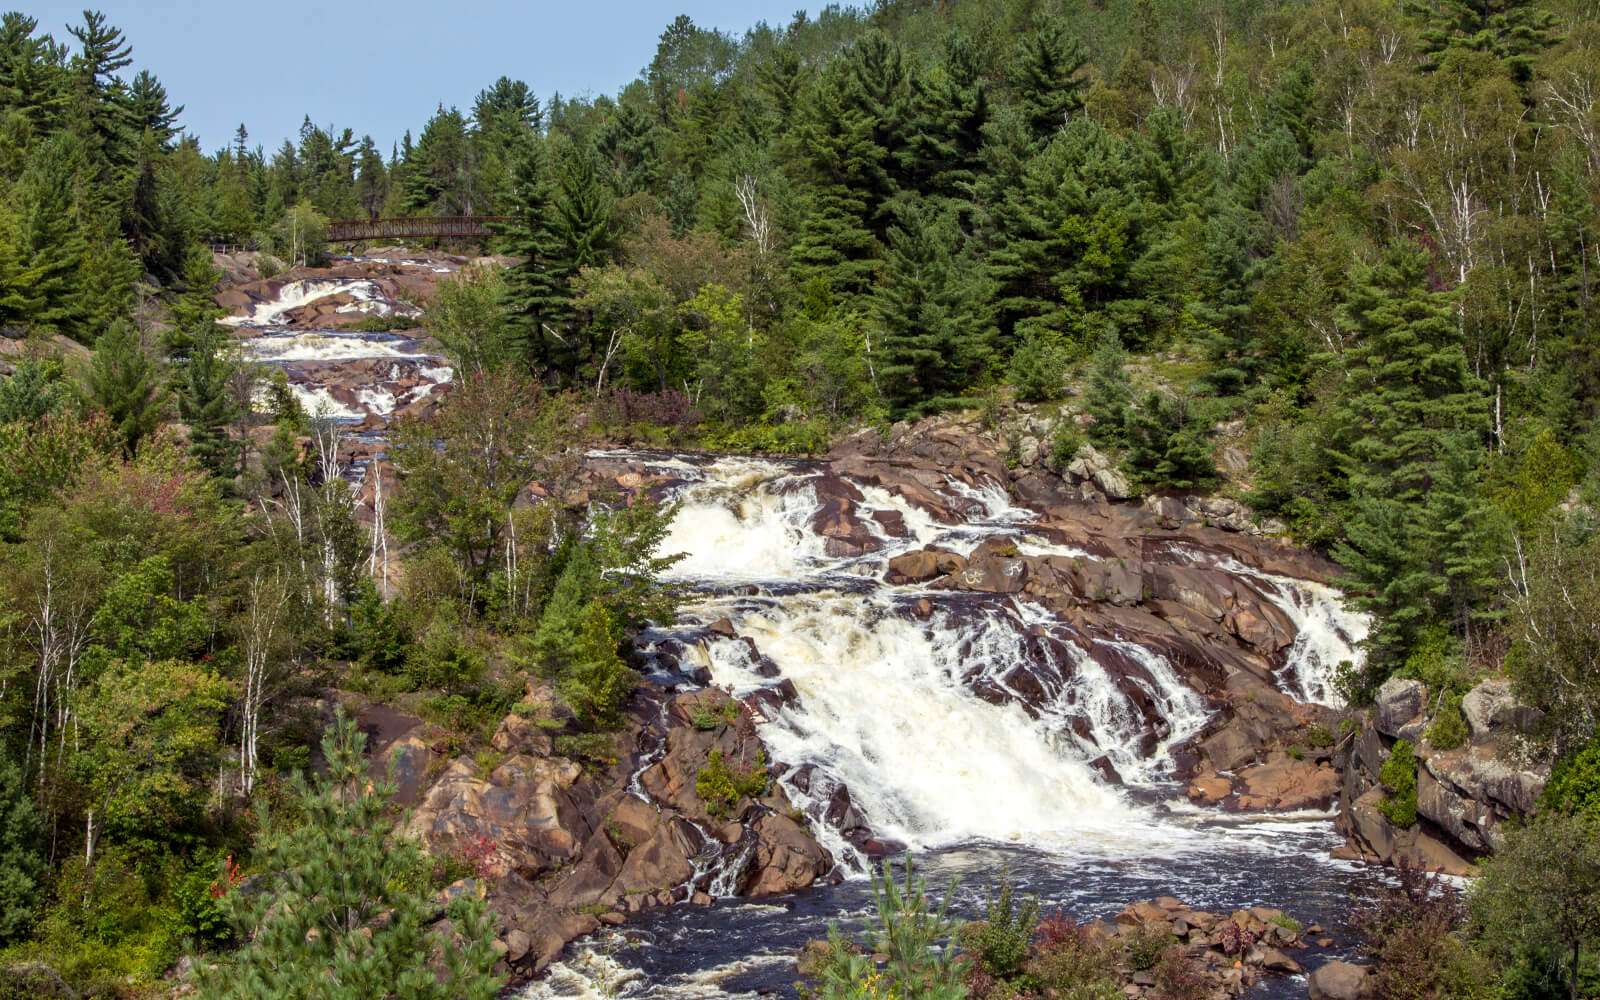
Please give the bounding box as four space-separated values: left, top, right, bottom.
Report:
404 105 475 216
0 746 44 946
1409 0 1559 85
900 32 987 206
1123 390 1216 489
12 133 89 338
554 141 613 270
1327 249 1491 676
1193 203 1264 398
871 205 993 415
1083 332 1132 448
87 318 165 456
1007 15 1089 141
497 142 575 374
196 711 503 1000
177 324 237 479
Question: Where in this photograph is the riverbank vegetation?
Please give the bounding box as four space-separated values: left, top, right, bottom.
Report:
1 0 1599 995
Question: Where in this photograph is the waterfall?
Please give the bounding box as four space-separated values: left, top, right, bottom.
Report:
643 454 1368 865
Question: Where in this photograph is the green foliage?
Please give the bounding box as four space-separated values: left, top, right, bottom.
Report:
175 323 238 479
1470 812 1600 1000
0 357 70 423
695 748 768 820
404 609 485 695
1543 735 1600 821
1083 333 1131 448
390 367 580 595
0 747 44 946
86 319 166 456
1123 390 1216 489
553 603 636 732
1008 330 1072 403
964 876 1040 980
700 418 833 456
1379 739 1419 828
426 266 518 376
1428 694 1468 750
1121 921 1174 971
195 711 503 1000
352 580 411 673
809 857 966 1000
1505 532 1600 750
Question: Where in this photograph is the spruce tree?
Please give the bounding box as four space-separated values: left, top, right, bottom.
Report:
12 134 89 339
1410 0 1559 84
0 746 44 946
1083 332 1132 448
900 32 987 206
1193 204 1264 399
197 711 503 1000
177 324 237 479
87 318 166 456
497 141 575 374
871 206 994 415
554 141 613 271
1327 249 1490 674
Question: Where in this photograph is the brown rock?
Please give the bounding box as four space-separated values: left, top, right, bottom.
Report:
746 812 832 896
1307 962 1370 1000
886 550 942 585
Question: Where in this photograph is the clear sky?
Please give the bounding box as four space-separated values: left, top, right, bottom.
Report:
23 1 811 155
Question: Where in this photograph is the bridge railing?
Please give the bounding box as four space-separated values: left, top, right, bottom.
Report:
325 216 516 243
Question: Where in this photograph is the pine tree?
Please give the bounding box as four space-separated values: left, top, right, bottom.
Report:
554 141 613 270
87 318 166 456
12 134 89 338
177 324 237 479
497 141 575 374
0 746 44 946
1327 249 1491 673
1123 390 1216 489
900 32 987 206
1409 0 1559 85
197 711 503 1000
1083 332 1132 448
1193 203 1264 399
871 205 993 415
1007 15 1089 141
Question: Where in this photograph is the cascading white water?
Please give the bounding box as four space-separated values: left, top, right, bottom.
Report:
687 593 1145 855
648 454 1368 867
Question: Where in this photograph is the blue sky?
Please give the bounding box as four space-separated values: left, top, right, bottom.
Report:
24 1 810 155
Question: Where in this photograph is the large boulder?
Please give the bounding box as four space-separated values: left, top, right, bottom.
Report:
1344 787 1475 875
1373 677 1425 737
1308 962 1372 1000
1065 443 1131 500
405 754 596 880
1460 678 1543 743
745 812 833 896
1419 745 1547 852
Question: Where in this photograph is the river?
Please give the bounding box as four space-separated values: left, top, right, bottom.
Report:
224 258 1384 1000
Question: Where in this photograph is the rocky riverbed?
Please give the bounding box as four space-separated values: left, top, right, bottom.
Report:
212 251 1541 997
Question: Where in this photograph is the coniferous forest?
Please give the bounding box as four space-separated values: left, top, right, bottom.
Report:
2 1 1600 998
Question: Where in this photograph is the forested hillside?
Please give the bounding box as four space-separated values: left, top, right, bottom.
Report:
2 1 1600 996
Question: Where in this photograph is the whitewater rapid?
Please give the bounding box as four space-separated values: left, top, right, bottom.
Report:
640 454 1366 861
526 451 1375 1000
223 266 453 420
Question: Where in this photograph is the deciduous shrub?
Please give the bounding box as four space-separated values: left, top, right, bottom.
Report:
696 749 768 819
